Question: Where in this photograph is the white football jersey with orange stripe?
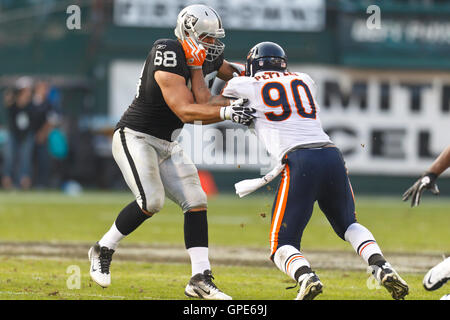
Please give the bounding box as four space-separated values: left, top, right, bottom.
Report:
222 71 331 160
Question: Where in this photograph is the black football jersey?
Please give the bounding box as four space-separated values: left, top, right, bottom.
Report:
116 39 224 141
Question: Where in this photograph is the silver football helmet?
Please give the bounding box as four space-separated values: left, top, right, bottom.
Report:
174 4 225 62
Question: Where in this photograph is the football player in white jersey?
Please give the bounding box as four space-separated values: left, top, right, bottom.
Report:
220 42 409 300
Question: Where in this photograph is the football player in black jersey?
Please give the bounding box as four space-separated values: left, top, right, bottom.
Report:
88 5 253 300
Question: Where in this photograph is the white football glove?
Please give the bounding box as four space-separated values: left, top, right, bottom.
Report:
402 172 439 207
220 98 256 126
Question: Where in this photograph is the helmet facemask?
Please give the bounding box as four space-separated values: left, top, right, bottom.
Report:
197 32 225 62
246 57 287 77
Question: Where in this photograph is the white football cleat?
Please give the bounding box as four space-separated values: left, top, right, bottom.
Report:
370 262 409 300
423 257 450 291
440 294 450 300
295 272 323 300
185 270 232 300
88 242 115 288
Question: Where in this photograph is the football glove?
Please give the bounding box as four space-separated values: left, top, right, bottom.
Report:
220 98 256 126
402 172 440 207
181 38 206 69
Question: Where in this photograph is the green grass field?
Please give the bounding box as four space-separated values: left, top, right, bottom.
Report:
0 190 449 300
0 258 444 300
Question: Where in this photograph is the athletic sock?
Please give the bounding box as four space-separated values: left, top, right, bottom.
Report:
187 247 211 276
273 245 311 282
99 222 124 250
344 222 383 264
99 200 151 250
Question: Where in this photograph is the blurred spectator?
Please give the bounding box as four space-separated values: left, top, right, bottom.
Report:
31 80 61 188
1 76 35 190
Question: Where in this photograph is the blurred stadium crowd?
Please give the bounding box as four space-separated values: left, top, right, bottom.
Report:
1 77 66 190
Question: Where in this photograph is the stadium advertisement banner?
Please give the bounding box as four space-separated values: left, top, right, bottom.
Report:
338 9 450 68
301 66 450 176
109 62 450 176
113 0 325 32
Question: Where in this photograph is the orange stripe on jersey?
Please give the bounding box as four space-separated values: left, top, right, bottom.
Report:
270 164 291 255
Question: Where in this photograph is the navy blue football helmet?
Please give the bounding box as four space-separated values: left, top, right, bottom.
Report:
245 42 287 77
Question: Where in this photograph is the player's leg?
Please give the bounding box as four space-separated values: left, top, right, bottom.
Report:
317 147 408 300
270 153 322 300
89 128 165 288
423 257 450 291
344 223 408 300
159 141 230 300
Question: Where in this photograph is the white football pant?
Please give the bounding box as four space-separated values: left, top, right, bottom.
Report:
112 127 207 214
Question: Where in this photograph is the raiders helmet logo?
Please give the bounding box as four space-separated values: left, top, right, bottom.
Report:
184 14 199 30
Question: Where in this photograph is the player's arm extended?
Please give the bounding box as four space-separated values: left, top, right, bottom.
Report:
189 68 212 104
217 60 245 81
155 70 223 124
190 60 244 106
155 70 254 126
402 145 450 207
189 68 231 106
208 95 232 106
428 145 450 177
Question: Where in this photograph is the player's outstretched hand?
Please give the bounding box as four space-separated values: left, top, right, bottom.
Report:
181 38 206 69
220 98 256 126
402 172 440 207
